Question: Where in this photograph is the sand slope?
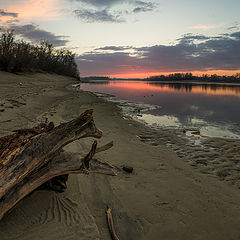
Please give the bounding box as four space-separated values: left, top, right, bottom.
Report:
0 71 240 240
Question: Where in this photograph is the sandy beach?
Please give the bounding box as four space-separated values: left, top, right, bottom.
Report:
0 71 240 240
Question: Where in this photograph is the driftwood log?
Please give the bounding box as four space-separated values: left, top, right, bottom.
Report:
0 109 115 221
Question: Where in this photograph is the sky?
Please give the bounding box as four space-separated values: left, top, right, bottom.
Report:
0 0 240 78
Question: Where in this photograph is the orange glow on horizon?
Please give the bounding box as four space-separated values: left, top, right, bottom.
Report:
109 72 161 79
108 70 240 79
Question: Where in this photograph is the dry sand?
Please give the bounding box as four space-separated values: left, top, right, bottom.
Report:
0 71 240 240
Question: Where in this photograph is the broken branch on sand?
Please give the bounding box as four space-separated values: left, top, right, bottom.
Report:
0 109 115 221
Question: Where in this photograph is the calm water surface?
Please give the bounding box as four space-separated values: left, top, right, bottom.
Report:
81 81 240 139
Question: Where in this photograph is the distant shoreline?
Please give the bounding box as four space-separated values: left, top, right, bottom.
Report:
81 78 240 86
81 72 240 84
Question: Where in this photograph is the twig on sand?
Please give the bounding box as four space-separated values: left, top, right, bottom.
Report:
106 207 120 240
0 119 12 124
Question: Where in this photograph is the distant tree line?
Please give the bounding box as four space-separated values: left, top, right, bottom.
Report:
0 31 79 79
148 72 240 83
81 76 110 81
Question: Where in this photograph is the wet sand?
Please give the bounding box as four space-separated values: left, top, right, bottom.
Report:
0 71 240 240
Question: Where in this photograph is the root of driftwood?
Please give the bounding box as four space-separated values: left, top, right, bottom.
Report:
0 109 115 220
106 207 120 240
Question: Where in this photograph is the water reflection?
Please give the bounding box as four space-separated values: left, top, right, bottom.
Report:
83 80 240 97
149 82 240 97
80 81 240 139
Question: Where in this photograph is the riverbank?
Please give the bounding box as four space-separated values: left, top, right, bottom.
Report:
0 71 240 240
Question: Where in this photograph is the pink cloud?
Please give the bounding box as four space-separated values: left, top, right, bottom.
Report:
190 25 217 30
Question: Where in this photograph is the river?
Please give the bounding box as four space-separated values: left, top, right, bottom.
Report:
80 80 240 139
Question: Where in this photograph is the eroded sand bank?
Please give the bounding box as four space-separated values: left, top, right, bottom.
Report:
0 71 240 240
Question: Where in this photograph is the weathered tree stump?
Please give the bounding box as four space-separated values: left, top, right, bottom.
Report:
0 109 115 220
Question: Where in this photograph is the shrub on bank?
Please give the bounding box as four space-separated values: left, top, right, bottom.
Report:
0 31 79 79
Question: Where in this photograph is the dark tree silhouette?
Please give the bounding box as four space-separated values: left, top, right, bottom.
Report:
0 31 79 79
148 72 240 83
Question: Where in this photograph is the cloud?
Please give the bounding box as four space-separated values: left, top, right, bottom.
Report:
76 51 140 75
0 24 69 46
0 9 18 18
73 0 123 7
78 0 157 10
72 0 157 23
1 0 61 20
95 46 132 51
230 32 240 40
227 23 240 31
76 31 240 76
176 34 210 44
6 19 20 24
74 9 124 23
133 1 156 13
190 25 217 30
